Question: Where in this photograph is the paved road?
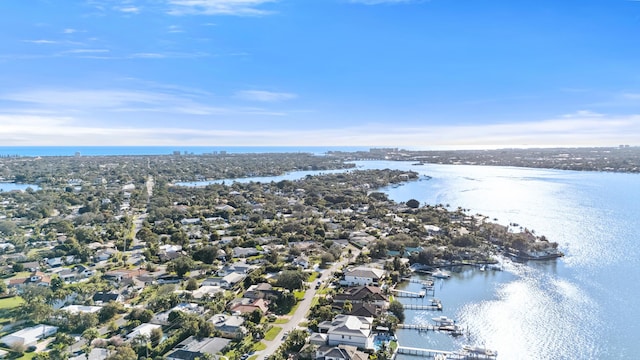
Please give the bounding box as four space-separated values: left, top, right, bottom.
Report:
254 247 360 359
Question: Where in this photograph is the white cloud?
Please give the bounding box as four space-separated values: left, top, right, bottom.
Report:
168 25 184 33
0 109 638 147
167 0 277 16
61 49 111 54
117 6 141 13
562 110 603 118
235 90 297 102
23 39 58 44
63 28 77 34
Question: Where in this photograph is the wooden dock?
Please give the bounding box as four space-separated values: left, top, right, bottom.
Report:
402 302 443 311
396 346 465 359
395 346 497 360
407 278 435 287
397 323 464 336
391 289 426 298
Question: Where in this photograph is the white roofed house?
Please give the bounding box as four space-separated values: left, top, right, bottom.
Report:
342 266 386 286
126 323 162 341
0 325 58 348
318 315 374 350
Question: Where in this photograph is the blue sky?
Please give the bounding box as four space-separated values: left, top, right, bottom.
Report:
1 0 639 148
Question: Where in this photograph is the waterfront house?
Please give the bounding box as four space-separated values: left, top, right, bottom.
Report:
347 303 380 318
333 286 388 308
319 315 374 350
315 344 369 360
342 267 386 286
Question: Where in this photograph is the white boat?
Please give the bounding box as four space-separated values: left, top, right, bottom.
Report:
432 269 451 279
462 345 498 357
431 316 455 326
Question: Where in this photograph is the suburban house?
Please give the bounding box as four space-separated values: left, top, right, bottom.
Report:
57 268 78 283
152 303 205 325
46 256 75 268
159 244 183 261
20 261 40 272
0 325 58 348
95 248 117 261
315 344 369 360
166 336 231 360
8 271 51 289
209 314 246 339
228 298 269 315
70 347 109 360
333 286 388 308
293 256 310 269
60 305 102 314
222 273 245 289
74 264 95 277
191 285 224 300
318 315 374 350
126 323 162 340
153 303 205 325
92 292 123 304
232 247 259 258
216 262 256 276
342 267 386 286
244 283 273 299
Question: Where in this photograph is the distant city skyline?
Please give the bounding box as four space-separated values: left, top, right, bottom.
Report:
1 0 639 148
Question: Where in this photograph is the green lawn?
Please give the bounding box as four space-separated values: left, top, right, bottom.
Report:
306 272 319 282
309 295 319 310
293 290 305 300
287 301 301 316
16 352 37 360
252 341 267 351
0 296 24 309
274 318 289 324
264 326 282 341
390 340 398 351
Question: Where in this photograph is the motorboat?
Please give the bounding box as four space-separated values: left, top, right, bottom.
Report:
462 345 498 357
432 269 451 279
431 316 455 326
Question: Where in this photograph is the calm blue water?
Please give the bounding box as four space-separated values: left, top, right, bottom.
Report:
0 146 368 157
0 183 39 192
351 161 640 360
175 168 354 187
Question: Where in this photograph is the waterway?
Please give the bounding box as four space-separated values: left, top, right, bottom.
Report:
0 182 39 192
181 160 640 359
